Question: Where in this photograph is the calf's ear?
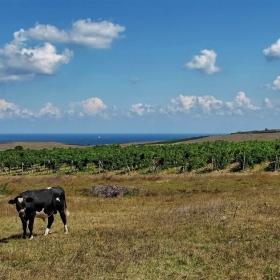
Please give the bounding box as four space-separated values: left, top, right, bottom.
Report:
26 197 33 203
8 198 16 204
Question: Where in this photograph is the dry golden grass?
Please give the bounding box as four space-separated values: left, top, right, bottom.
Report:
1 172 280 279
181 131 280 144
0 142 85 151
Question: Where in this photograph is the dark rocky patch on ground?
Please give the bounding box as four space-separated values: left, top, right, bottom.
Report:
89 185 139 197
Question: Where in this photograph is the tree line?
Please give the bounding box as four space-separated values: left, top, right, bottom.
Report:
1 139 280 175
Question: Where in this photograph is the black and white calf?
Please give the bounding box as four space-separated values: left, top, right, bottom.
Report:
8 187 69 239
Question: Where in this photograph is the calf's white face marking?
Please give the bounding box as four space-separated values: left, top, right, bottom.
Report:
18 197 23 203
56 197 60 202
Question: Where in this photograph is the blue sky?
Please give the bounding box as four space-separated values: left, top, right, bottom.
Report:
1 0 280 134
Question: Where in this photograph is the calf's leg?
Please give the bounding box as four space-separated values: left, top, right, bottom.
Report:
44 215 54 235
28 217 35 240
20 218 27 239
58 210 68 234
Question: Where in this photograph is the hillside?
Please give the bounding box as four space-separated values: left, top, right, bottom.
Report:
180 132 280 144
0 132 280 151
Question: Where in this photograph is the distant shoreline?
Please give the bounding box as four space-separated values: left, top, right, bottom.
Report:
1 132 280 151
0 133 204 147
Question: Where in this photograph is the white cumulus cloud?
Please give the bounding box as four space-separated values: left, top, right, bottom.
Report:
186 49 220 74
14 24 68 43
171 95 197 112
131 103 145 115
21 108 35 118
130 103 155 116
70 19 125 48
197 95 223 114
263 98 274 108
261 76 280 91
225 91 260 115
263 39 280 60
0 41 73 81
169 92 260 116
0 99 20 118
38 103 61 118
80 97 107 116
170 95 222 114
14 20 125 49
272 76 280 90
0 19 124 82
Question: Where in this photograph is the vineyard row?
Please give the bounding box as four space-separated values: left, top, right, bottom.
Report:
1 139 280 175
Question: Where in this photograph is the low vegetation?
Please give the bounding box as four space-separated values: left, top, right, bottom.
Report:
1 172 280 279
233 128 280 134
150 135 209 144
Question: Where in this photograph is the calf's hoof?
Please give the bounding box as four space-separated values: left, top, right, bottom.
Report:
44 228 51 235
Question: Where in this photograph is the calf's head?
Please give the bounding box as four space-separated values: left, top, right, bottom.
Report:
8 196 33 220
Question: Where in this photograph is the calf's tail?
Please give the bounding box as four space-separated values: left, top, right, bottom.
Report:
65 201 70 217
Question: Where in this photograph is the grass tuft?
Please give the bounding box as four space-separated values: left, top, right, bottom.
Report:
0 183 11 195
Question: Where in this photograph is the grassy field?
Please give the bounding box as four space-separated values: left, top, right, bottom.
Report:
1 172 280 279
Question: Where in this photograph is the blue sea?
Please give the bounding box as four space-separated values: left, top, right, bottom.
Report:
0 133 212 146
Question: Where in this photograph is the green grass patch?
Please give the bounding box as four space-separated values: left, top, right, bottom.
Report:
0 183 10 195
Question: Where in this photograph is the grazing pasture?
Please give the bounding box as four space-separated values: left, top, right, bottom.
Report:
1 173 280 279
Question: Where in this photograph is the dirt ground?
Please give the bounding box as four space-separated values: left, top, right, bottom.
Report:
1 132 280 151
